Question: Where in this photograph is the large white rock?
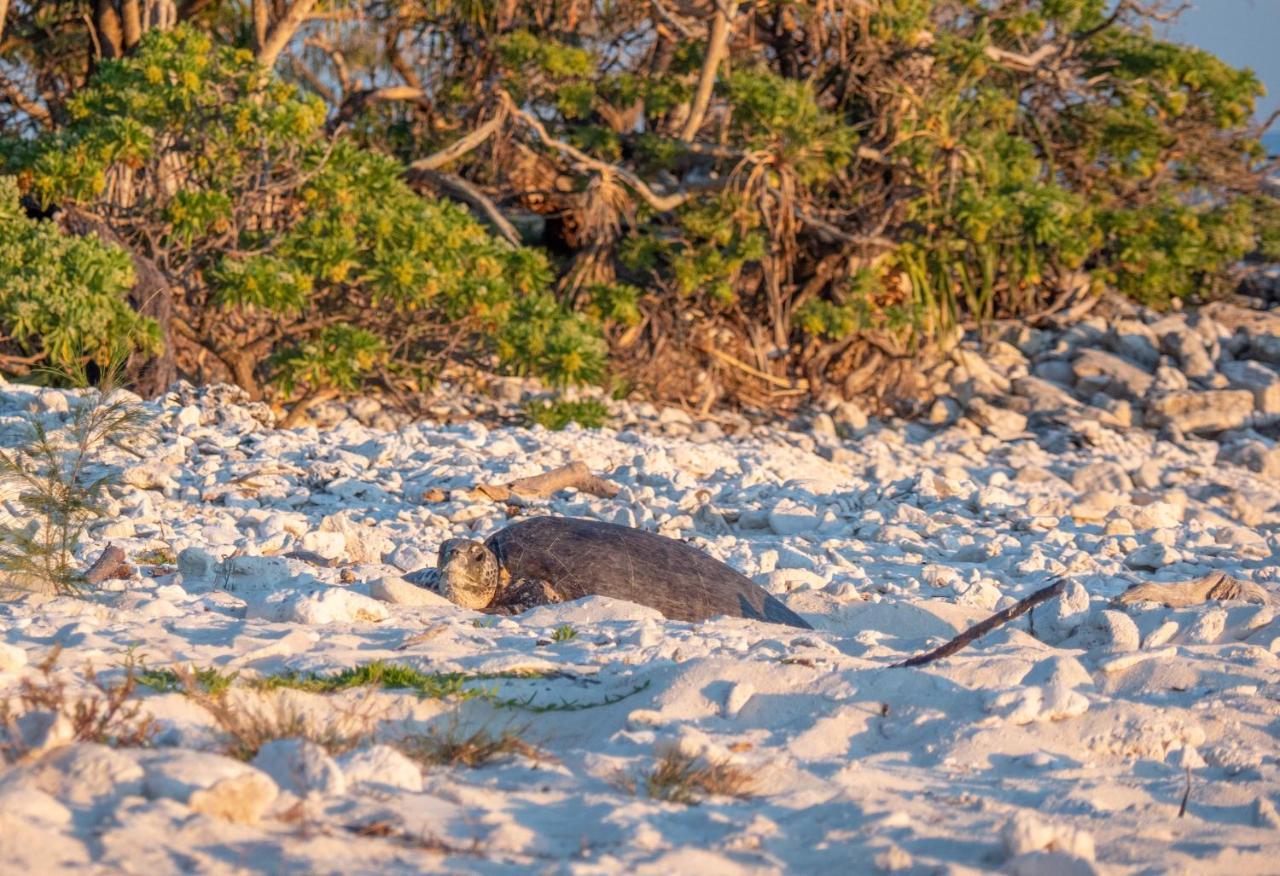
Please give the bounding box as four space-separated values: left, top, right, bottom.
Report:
1071 349 1153 400
336 745 423 793
1123 542 1181 570
299 530 347 562
768 500 819 536
249 587 390 624
1002 813 1096 861
218 555 294 596
252 739 346 796
1071 461 1133 494
143 750 275 803
369 575 451 607
319 512 392 564
1145 389 1254 434
189 772 279 825
1221 360 1280 414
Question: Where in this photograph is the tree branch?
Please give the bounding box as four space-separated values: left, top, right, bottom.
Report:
502 91 699 212
251 0 269 54
407 106 507 172
404 167 522 247
680 0 739 142
256 0 317 70
121 0 143 50
895 579 1066 668
458 461 621 504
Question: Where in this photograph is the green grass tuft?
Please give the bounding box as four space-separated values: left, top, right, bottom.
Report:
642 745 757 805
522 398 610 430
396 721 543 768
137 665 239 697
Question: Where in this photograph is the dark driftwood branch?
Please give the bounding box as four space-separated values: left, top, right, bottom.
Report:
1115 571 1275 608
82 544 133 585
462 461 620 503
895 579 1066 668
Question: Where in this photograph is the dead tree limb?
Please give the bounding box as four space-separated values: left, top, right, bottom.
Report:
82 544 133 585
251 0 269 53
501 91 702 213
404 167 522 247
895 579 1066 668
679 0 739 141
460 461 620 504
1114 572 1275 608
407 108 508 173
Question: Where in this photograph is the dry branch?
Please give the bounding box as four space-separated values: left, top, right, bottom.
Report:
1114 572 1275 608
256 0 318 69
405 167 521 247
408 108 508 173
679 0 739 142
895 579 1066 668
460 461 620 503
501 92 700 213
82 544 133 585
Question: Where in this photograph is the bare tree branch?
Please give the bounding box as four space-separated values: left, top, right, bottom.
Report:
680 0 739 142
502 91 699 212
121 0 143 50
895 580 1066 668
407 107 507 172
405 167 522 247
251 0 269 54
256 0 317 70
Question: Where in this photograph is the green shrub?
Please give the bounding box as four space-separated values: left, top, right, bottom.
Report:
3 26 603 404
522 398 611 430
1 3 1274 408
0 178 158 372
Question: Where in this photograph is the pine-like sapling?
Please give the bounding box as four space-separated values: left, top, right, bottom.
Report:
0 367 150 595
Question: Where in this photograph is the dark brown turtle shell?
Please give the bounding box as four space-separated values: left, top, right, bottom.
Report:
485 516 812 629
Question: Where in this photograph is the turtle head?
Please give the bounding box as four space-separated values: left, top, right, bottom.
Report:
437 538 499 610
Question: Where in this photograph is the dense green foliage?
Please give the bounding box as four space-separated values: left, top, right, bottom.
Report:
0 178 157 371
2 26 602 402
0 1 1273 408
522 397 611 430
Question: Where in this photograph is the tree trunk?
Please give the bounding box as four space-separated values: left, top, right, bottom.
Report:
57 207 177 397
223 350 264 400
94 0 126 59
680 1 739 142
121 0 143 50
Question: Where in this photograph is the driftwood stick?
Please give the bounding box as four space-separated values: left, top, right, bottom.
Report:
1114 571 1275 608
82 544 132 585
464 462 620 503
895 579 1066 669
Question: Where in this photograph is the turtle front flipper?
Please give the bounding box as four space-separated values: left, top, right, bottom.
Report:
489 577 565 615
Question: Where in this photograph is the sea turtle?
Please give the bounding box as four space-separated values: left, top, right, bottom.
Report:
418 516 811 628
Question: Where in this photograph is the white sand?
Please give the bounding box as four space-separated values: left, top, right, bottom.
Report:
0 376 1277 875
